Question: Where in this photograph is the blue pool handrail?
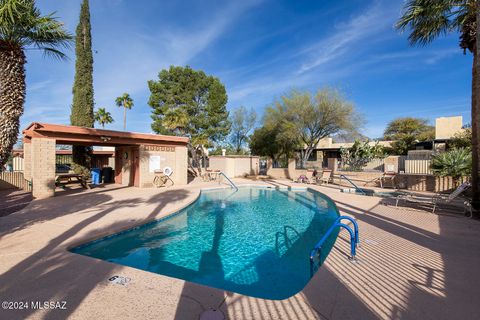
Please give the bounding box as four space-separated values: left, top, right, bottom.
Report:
309 215 359 277
339 174 367 195
219 172 238 191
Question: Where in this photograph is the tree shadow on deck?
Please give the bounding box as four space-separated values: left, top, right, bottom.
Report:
329 198 480 319
172 189 378 320
0 188 191 319
0 188 33 217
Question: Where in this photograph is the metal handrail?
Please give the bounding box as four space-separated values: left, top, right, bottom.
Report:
339 174 367 195
219 172 238 191
309 215 359 277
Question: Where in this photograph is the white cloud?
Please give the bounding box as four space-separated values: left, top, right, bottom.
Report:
370 48 459 65
22 0 264 131
298 1 398 74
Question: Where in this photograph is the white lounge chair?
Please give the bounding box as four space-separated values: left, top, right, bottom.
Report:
305 170 317 184
318 169 332 185
395 181 472 214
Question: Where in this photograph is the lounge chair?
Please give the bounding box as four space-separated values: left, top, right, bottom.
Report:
395 181 472 214
380 172 396 188
295 170 315 184
318 169 332 184
201 168 209 182
305 170 317 184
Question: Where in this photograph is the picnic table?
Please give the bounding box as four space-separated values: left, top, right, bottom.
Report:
55 173 88 189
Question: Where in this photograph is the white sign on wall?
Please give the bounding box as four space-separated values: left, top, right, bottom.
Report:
149 155 161 172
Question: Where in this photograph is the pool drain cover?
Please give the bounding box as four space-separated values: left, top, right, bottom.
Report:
200 309 225 320
108 275 131 286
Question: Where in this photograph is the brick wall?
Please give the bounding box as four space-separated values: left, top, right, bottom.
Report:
396 174 468 193
139 145 187 187
31 138 56 198
23 142 31 182
331 171 467 192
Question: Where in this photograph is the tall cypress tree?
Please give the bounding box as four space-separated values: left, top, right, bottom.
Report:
70 0 94 177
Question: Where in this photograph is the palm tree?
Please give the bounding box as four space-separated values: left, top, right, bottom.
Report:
94 107 114 128
0 0 72 169
115 93 133 131
397 0 479 211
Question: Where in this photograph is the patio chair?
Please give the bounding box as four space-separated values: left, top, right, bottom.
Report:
395 181 472 214
305 170 318 184
153 167 174 187
380 172 396 188
199 168 210 182
318 169 332 185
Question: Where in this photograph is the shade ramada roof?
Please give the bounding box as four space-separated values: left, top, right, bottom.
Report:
23 123 189 146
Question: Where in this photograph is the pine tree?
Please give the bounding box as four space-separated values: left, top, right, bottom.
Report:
70 0 94 177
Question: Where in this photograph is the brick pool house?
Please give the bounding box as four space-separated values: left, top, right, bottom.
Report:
22 123 189 198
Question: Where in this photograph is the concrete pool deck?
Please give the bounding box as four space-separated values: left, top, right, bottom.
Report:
0 179 479 319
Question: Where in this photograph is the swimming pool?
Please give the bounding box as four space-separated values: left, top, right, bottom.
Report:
71 186 340 300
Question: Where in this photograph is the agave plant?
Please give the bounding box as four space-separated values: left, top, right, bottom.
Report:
431 148 472 186
0 0 72 169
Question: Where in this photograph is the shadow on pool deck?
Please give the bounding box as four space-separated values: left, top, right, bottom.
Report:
173 184 480 319
1 181 479 319
0 188 33 217
0 187 192 320
328 198 480 319
172 188 377 320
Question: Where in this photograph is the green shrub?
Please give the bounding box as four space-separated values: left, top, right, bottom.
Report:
340 140 385 171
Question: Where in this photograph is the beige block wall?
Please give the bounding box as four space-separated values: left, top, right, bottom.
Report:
315 137 333 148
396 174 468 192
435 116 463 139
287 158 296 179
266 158 306 180
266 168 290 179
174 146 188 185
233 157 259 177
23 142 32 182
329 171 465 192
209 156 259 178
139 145 187 188
327 158 338 171
31 138 56 199
208 157 235 177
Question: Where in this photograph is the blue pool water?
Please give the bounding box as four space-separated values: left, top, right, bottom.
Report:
71 186 340 300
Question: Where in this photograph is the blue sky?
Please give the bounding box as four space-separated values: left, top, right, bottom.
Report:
24 0 471 138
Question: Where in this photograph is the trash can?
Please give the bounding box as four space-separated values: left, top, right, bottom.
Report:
91 168 101 185
102 167 114 183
